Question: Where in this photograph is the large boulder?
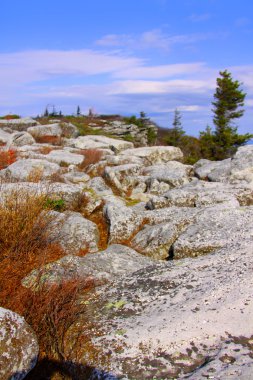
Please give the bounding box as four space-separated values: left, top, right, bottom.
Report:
22 245 154 289
104 199 145 244
120 146 184 165
0 117 38 131
48 211 100 254
194 158 231 181
62 240 253 379
27 123 62 138
44 149 84 166
0 129 11 144
3 159 60 181
7 132 36 147
0 307 38 380
146 180 253 209
104 164 142 194
65 135 134 152
173 205 253 259
142 161 193 188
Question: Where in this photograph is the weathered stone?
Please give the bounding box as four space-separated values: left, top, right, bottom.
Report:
45 150 84 166
62 240 253 379
58 122 79 138
147 180 253 209
48 211 99 254
142 161 193 188
7 131 36 147
173 205 253 259
4 159 60 180
104 200 145 244
0 307 38 380
22 245 153 289
131 207 198 260
88 177 113 197
0 117 38 131
104 164 142 194
194 158 232 181
0 129 11 144
120 146 183 164
65 135 134 152
27 123 62 138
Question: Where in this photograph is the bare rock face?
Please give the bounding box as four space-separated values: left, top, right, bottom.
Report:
62 241 253 380
22 244 154 289
4 159 60 181
7 132 36 147
120 146 184 165
65 135 134 152
0 307 38 380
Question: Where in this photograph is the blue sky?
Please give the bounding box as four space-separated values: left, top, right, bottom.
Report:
0 0 253 136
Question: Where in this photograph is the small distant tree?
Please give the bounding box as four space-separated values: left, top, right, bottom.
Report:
210 70 252 159
44 107 49 117
77 105 81 116
165 109 185 146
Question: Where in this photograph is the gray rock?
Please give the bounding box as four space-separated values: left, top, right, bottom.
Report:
48 211 99 254
0 307 38 380
0 117 38 131
120 146 183 164
45 150 84 166
4 159 60 180
104 164 142 194
104 200 145 244
143 161 193 188
194 158 232 181
147 180 253 209
65 135 134 152
59 122 79 138
88 177 113 197
0 129 11 144
62 240 253 379
22 245 153 289
27 123 62 138
173 205 253 259
7 132 36 147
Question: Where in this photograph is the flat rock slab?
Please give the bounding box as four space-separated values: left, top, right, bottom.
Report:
4 159 60 181
22 244 154 289
63 241 253 379
173 205 253 259
0 307 38 380
65 135 134 152
120 146 183 165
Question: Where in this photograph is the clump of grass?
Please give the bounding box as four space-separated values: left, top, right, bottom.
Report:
78 149 103 171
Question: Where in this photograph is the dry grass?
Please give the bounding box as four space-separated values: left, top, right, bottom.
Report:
77 149 103 171
34 135 62 146
0 188 98 377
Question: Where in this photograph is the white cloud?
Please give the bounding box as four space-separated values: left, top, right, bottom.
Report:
96 29 218 51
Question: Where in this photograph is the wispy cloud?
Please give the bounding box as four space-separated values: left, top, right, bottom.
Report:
235 17 251 27
96 29 218 51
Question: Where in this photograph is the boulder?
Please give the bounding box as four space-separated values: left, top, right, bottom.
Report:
104 199 145 244
65 135 134 152
7 131 36 147
48 211 99 254
27 123 62 138
147 180 253 209
0 307 38 380
0 117 38 131
4 159 60 181
62 240 253 379
120 146 183 164
22 245 153 289
45 150 84 166
142 161 193 188
104 164 142 194
0 129 11 144
173 205 253 259
194 158 232 181
87 177 113 197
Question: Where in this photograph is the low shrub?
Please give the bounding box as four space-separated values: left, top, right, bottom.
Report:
0 148 17 169
78 149 103 171
44 198 65 212
34 135 62 145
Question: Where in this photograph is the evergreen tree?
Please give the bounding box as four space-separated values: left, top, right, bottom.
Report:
165 109 185 146
77 105 81 116
211 70 252 159
43 107 49 117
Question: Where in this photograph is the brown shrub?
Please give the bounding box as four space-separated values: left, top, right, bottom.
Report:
34 135 62 145
0 148 17 169
77 149 103 171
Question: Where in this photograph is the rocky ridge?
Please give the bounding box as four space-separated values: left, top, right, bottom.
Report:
0 117 252 379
